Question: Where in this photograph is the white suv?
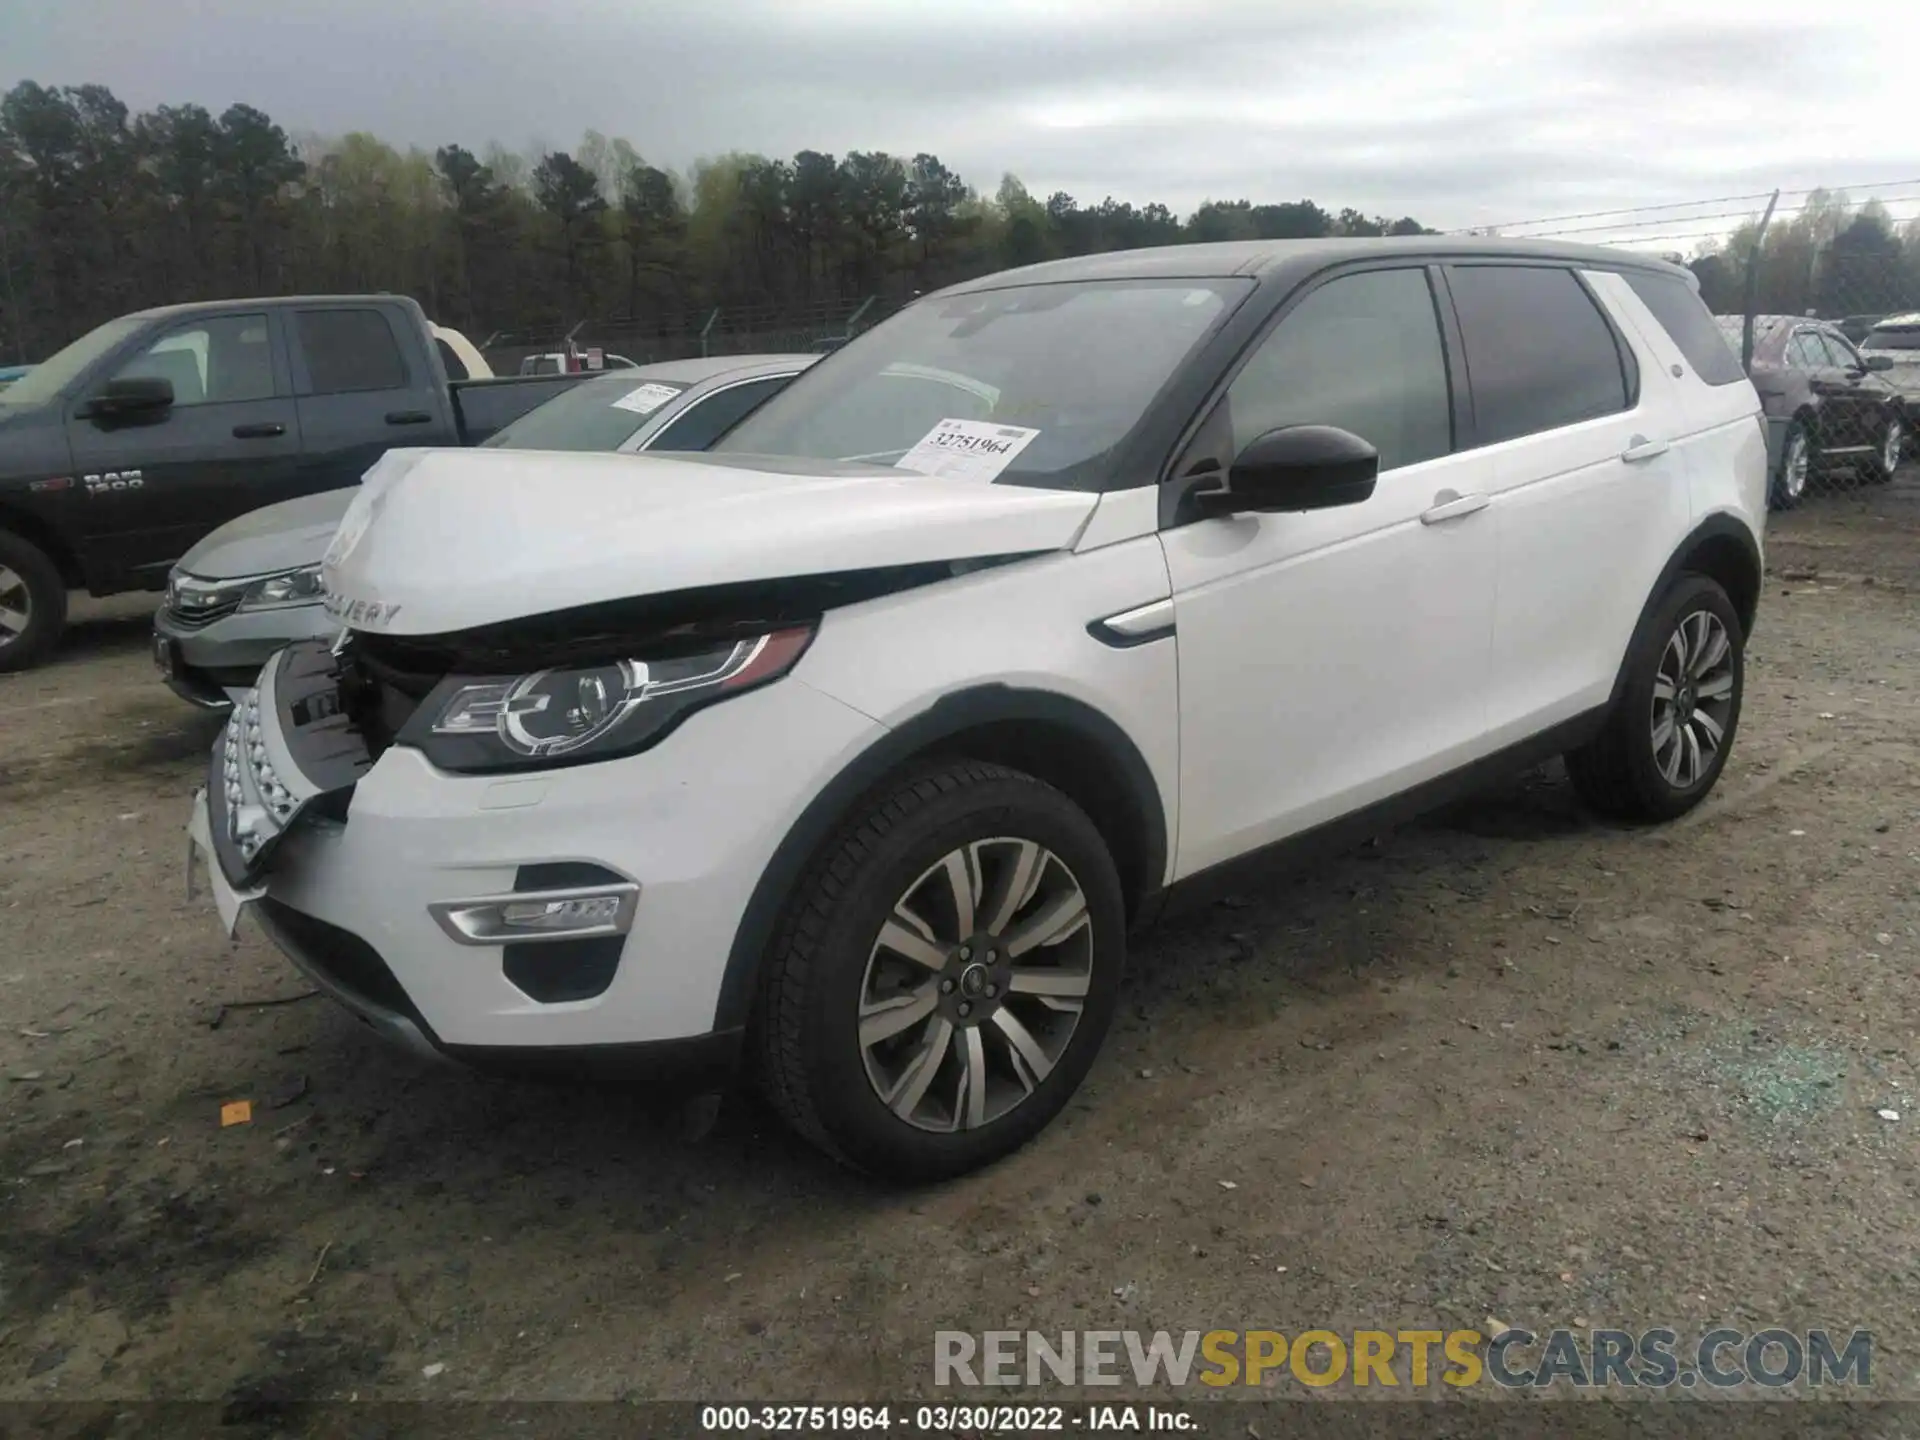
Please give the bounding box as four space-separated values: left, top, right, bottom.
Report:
189 239 1768 1181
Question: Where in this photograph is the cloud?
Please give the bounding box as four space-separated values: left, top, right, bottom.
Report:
3 0 1912 238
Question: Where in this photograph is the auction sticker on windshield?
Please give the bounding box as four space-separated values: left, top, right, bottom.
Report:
896 419 1040 483
611 382 681 415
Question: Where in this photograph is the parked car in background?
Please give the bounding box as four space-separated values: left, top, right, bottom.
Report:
1858 312 1920 421
518 350 639 375
1836 314 1887 345
188 239 1766 1180
152 353 814 708
0 295 592 671
1714 314 1905 508
0 365 31 394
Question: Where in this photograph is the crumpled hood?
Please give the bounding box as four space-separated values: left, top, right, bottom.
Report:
320 447 1100 636
178 487 358 580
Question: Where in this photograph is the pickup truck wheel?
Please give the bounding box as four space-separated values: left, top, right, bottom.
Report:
0 531 66 673
1565 574 1744 823
754 759 1125 1182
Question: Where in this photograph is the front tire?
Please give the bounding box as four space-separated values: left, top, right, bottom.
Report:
754 759 1126 1182
1565 574 1744 822
0 530 67 673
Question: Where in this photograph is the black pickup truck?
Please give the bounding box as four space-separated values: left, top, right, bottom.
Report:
0 294 586 670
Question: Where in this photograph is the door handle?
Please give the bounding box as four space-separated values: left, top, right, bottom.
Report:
231 422 285 439
385 410 432 426
1420 490 1490 525
1621 434 1670 463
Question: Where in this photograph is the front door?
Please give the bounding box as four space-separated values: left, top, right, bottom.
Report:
67 310 300 587
1161 265 1498 878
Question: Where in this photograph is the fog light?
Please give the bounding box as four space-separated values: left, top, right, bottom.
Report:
500 895 624 931
429 883 638 946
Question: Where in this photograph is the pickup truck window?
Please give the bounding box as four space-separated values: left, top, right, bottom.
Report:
297 309 409 394
0 315 145 408
112 314 275 406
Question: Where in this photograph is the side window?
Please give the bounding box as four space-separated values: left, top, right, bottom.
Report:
1225 268 1452 471
1786 331 1827 369
1447 265 1630 445
296 309 409 395
1817 332 1861 370
1621 270 1747 386
648 377 793 451
112 314 274 406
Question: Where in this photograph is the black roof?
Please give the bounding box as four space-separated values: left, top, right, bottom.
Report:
942 237 1692 294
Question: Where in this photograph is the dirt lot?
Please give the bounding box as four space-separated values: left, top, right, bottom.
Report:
2 480 1917 1418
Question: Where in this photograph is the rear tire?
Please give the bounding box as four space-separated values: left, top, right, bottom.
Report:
754 759 1126 1182
1867 410 1904 483
1770 419 1813 510
0 530 67 673
1566 575 1744 823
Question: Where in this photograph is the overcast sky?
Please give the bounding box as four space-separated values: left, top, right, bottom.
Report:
5 0 1916 244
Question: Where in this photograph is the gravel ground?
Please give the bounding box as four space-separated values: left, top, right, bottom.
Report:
1 493 1917 1417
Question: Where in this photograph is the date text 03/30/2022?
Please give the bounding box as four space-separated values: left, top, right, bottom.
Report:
700 1404 1192 1432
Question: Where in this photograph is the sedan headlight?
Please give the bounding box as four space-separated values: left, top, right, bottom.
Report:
397 625 816 773
238 565 325 612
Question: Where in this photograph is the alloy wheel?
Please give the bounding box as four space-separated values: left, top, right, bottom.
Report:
858 836 1093 1133
0 565 30 642
1650 609 1736 791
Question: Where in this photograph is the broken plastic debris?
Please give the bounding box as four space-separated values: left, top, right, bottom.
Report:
421 1362 446 1378
1878 1109 1901 1122
1218 1180 1238 1190
220 1100 252 1127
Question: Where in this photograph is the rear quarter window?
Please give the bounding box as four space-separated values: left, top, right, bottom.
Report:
1623 271 1748 386
1446 264 1633 445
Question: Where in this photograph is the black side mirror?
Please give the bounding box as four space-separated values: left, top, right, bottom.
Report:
1195 425 1380 517
1863 355 1894 373
84 376 174 420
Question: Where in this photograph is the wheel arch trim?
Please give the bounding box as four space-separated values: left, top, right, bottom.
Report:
713 684 1169 1032
1606 513 1762 715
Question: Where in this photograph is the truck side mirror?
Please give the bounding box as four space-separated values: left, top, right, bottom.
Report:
84 376 175 420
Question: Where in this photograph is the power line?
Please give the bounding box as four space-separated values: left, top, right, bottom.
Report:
1460 178 1920 236
1525 195 1920 243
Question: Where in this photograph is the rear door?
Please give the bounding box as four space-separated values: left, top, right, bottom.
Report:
289 305 458 496
1445 263 1692 744
66 309 300 585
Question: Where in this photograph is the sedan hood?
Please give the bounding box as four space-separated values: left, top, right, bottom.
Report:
320 447 1101 636
179 487 357 579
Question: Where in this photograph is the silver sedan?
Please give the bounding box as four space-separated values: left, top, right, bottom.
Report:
152 353 815 708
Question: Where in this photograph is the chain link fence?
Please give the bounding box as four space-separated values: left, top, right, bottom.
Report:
1721 234 1920 588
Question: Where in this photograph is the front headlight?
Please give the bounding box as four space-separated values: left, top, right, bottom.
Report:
397 625 816 773
238 565 325 612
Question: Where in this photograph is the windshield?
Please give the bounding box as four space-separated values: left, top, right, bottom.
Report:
482 374 688 451
714 278 1249 488
1862 327 1920 352
0 315 146 408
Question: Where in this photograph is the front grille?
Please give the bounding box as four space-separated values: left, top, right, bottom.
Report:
165 595 241 631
